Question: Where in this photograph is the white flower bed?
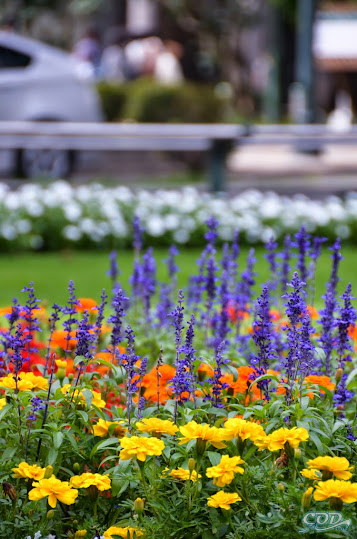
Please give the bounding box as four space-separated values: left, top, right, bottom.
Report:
1 181 356 250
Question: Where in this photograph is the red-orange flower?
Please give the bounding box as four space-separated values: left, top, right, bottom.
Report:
76 298 98 313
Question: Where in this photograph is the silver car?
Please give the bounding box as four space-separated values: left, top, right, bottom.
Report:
0 31 102 178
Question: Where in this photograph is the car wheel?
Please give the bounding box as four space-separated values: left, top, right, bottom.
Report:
15 149 74 179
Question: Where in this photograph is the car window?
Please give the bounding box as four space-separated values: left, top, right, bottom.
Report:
0 45 31 68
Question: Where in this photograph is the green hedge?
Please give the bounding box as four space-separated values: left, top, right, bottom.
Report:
97 78 229 123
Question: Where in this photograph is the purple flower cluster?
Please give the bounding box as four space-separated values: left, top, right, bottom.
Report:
75 311 95 360
21 282 41 369
169 292 196 420
335 283 356 368
62 280 80 359
319 239 343 374
28 396 45 422
120 325 141 428
142 247 156 321
133 214 145 254
204 341 230 408
282 272 308 403
250 287 277 399
107 289 127 360
293 226 310 285
264 237 278 291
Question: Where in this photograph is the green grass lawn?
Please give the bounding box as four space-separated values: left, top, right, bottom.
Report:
0 246 356 307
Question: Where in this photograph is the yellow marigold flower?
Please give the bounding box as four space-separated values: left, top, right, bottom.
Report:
120 435 165 461
0 373 48 392
103 526 143 538
70 473 111 491
306 456 354 480
28 476 78 508
313 479 357 504
178 421 227 449
266 427 309 451
300 468 322 480
74 531 87 538
206 455 245 487
253 434 270 451
0 398 6 410
163 467 201 482
92 418 126 438
60 384 83 400
12 462 46 481
136 417 179 436
223 418 265 442
91 390 106 408
55 359 67 369
207 490 241 510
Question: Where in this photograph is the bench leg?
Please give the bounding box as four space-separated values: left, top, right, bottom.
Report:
209 139 231 194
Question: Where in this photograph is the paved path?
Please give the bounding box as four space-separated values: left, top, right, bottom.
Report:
1 144 357 198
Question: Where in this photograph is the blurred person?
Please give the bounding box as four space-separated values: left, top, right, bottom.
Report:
73 25 101 76
125 36 162 78
154 40 184 85
100 27 131 81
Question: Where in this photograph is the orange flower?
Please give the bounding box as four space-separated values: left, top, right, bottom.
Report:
304 375 335 396
140 364 176 404
269 309 281 321
197 363 215 380
348 323 357 341
76 298 98 313
306 305 319 319
50 330 77 351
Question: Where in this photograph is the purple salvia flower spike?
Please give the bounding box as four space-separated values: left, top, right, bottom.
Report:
264 237 278 291
133 214 145 256
293 225 311 285
106 288 127 363
335 283 356 369
319 238 343 375
62 280 80 359
21 282 41 371
282 272 307 404
250 286 277 400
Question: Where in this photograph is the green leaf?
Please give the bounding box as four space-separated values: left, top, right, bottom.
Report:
65 430 79 451
309 432 324 454
74 355 86 367
93 357 114 369
111 478 129 497
248 374 280 389
81 388 93 409
207 451 221 466
1 446 17 460
53 431 64 450
332 420 346 434
90 437 118 459
346 367 357 387
47 447 58 466
76 410 89 423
